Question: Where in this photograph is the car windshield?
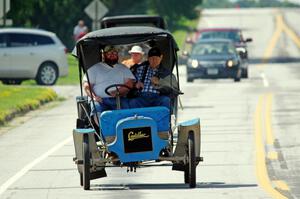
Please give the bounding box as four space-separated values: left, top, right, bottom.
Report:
191 42 236 56
199 31 241 42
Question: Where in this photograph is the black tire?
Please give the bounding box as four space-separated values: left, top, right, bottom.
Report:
36 62 58 85
184 131 196 188
80 173 83 186
83 134 90 190
187 77 194 83
184 165 189 184
188 131 196 188
234 77 241 82
242 68 248 78
2 79 22 85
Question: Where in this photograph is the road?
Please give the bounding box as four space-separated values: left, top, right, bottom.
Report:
0 8 300 199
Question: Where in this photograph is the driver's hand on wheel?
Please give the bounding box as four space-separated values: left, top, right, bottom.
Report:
109 90 117 97
92 93 102 103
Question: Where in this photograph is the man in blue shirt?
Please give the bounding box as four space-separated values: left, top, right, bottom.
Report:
129 47 170 109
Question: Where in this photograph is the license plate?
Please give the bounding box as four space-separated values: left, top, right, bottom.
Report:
207 68 218 75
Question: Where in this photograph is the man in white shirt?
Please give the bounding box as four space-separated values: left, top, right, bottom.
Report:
83 45 135 124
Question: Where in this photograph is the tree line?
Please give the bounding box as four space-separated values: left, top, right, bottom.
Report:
7 0 202 49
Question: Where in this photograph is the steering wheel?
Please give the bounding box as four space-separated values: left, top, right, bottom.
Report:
104 83 131 97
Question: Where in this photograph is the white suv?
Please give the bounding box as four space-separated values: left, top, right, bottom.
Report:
0 28 68 85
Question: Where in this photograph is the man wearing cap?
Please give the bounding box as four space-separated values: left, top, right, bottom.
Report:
83 45 135 124
129 46 170 109
122 45 144 68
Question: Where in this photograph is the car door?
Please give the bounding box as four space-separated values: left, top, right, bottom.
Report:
6 33 40 78
0 33 11 77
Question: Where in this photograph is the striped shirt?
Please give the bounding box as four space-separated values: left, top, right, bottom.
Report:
135 63 159 94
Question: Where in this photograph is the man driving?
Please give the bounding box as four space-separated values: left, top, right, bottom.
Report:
83 45 135 124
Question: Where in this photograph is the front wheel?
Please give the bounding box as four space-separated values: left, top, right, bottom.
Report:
36 62 58 85
184 131 196 188
83 134 90 190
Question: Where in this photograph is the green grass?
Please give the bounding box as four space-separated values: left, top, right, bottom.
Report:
172 17 199 49
0 85 57 125
56 54 79 85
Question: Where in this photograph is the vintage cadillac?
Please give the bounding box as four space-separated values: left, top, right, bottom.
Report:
72 24 203 190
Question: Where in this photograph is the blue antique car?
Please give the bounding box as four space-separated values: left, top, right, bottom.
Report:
72 25 202 190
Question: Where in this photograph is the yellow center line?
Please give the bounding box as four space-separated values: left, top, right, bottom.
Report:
273 181 290 191
262 13 284 64
282 18 300 48
265 93 274 145
253 11 293 197
255 96 288 199
267 151 278 160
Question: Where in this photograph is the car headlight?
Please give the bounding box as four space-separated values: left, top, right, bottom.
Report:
191 59 199 68
227 60 234 67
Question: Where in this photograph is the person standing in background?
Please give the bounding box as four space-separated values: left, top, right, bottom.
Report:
73 20 88 41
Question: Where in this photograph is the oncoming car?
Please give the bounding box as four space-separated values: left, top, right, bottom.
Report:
0 28 68 85
193 28 252 78
186 39 242 82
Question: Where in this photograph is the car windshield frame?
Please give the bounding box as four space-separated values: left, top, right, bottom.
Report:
191 41 237 56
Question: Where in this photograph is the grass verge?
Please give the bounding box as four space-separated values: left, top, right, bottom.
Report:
172 17 199 49
0 85 57 125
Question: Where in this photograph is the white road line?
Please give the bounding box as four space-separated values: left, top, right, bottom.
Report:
260 72 269 87
0 136 72 196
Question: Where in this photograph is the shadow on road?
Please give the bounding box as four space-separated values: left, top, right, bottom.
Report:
91 182 257 190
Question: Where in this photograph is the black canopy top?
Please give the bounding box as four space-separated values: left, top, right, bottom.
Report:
76 26 179 72
100 15 166 29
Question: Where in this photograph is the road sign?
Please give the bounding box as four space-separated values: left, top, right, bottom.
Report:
0 0 10 17
84 0 108 20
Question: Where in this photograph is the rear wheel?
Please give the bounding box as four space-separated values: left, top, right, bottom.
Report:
36 62 58 85
83 134 90 190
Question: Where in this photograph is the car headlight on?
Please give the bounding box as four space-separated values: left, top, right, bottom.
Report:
227 60 234 67
191 59 199 68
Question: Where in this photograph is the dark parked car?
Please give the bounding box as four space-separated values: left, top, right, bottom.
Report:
186 39 243 82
